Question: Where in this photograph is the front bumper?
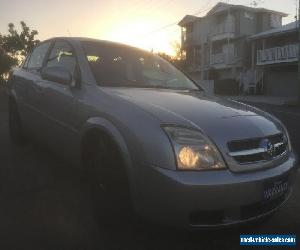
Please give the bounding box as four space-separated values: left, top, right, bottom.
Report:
133 153 298 228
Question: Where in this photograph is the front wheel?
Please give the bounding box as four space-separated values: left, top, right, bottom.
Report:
82 132 133 226
9 99 27 146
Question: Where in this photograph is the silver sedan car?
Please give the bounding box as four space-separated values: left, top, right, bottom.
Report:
8 37 298 228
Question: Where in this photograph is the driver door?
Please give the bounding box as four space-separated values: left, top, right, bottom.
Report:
40 40 80 160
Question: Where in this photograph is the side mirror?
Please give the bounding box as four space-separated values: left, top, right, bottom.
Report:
41 66 72 85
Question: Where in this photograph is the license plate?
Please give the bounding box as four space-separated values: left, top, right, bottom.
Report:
263 177 290 201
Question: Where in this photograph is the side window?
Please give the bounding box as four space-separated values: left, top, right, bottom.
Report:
22 53 31 68
27 42 51 69
46 41 76 74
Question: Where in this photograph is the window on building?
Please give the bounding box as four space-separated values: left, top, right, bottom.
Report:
182 27 187 42
244 11 254 20
195 47 201 65
270 14 281 28
212 43 223 54
186 24 193 33
216 14 226 25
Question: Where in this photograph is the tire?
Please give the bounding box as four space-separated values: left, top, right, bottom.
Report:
83 132 133 226
8 99 27 146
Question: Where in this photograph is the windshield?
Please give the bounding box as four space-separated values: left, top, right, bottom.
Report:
82 41 199 90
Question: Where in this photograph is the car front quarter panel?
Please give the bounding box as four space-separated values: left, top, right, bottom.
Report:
80 115 178 212
80 115 177 172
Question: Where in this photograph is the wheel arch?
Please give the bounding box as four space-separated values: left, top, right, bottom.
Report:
80 117 133 182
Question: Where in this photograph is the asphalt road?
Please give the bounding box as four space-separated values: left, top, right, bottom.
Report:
0 87 299 250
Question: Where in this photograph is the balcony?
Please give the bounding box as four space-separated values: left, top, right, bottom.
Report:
211 19 235 41
182 33 199 49
210 52 240 68
211 53 225 64
257 44 299 65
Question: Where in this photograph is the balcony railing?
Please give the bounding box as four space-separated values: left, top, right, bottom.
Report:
211 53 225 64
211 52 239 66
257 44 299 65
212 22 235 36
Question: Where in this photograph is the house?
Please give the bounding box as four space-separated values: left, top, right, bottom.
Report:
178 2 288 92
248 21 299 97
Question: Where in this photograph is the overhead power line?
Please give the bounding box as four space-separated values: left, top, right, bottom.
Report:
136 0 215 38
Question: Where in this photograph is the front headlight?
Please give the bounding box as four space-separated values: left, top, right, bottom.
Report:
164 126 226 171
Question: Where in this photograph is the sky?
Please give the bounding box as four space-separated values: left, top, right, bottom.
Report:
0 0 298 56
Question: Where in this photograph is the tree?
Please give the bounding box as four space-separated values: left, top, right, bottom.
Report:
0 46 17 83
170 41 182 61
0 46 17 73
156 41 184 63
1 21 40 58
170 41 187 70
157 52 172 62
0 21 39 82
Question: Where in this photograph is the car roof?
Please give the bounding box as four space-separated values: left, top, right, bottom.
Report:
44 37 143 50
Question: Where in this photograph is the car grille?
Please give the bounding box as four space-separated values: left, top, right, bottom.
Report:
227 133 287 165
